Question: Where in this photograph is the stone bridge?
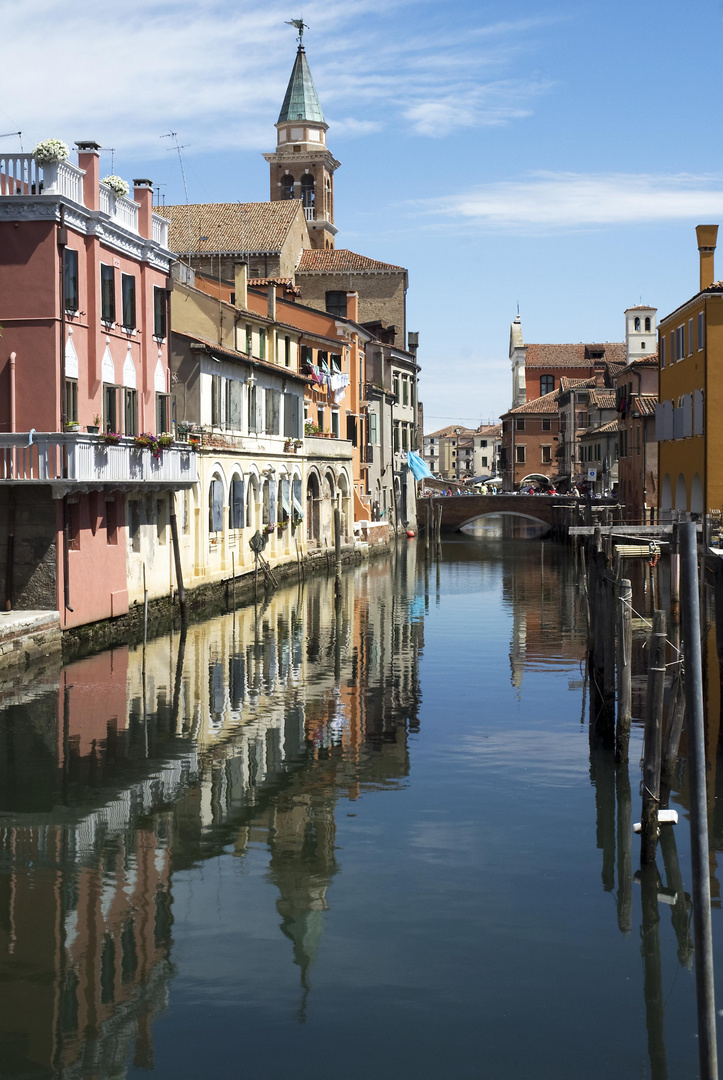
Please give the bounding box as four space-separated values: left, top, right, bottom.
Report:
418 494 573 533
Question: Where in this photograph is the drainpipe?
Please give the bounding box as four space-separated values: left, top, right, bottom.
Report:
9 352 16 432
4 353 17 608
58 206 67 430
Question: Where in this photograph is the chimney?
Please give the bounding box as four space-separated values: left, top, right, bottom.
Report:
234 262 247 309
407 331 419 355
696 224 718 291
75 140 100 211
267 283 277 321
593 362 606 388
346 291 359 323
133 179 153 240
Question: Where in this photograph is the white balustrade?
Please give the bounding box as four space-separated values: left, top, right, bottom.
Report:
0 434 198 486
0 154 84 204
152 213 169 247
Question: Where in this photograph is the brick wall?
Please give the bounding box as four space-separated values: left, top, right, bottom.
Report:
296 271 407 340
0 488 58 609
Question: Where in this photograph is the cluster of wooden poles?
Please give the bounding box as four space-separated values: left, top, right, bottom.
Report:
585 520 717 1079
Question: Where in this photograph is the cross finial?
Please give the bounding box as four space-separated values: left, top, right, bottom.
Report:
285 17 308 45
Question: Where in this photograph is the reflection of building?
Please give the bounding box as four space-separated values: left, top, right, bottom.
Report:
0 549 424 1071
503 544 587 689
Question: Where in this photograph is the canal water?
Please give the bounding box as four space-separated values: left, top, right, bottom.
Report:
0 538 720 1078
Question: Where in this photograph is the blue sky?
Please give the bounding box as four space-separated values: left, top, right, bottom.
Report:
4 0 723 429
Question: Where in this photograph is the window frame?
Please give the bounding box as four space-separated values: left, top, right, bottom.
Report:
100 263 115 323
121 273 136 330
153 286 167 339
64 248 79 313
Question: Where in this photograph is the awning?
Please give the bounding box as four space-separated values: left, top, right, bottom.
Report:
406 450 434 480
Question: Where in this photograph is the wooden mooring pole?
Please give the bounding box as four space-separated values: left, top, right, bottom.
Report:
670 520 681 624
680 520 718 1079
641 610 666 865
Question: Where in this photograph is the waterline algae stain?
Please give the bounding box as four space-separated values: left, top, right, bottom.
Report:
0 539 716 1078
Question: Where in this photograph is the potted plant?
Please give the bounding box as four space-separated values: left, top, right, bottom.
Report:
101 175 130 199
87 413 101 434
189 435 201 451
32 138 69 164
134 432 162 459
157 432 174 450
103 431 121 445
64 420 80 433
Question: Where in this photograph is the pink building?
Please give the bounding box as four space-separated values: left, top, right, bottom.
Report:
0 140 197 628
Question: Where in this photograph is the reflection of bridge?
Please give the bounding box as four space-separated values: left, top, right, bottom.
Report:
420 494 569 533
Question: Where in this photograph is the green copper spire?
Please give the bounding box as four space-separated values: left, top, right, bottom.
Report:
277 46 326 125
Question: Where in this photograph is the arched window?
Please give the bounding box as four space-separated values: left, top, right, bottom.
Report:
634 317 641 331
281 175 294 200
540 374 554 396
300 174 315 208
645 317 651 332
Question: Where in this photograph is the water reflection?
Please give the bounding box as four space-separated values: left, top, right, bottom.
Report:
1 537 718 1079
0 548 427 1077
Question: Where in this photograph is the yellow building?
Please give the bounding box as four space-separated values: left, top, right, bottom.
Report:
658 225 723 516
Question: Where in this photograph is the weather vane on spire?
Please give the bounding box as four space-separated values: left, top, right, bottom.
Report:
285 17 309 46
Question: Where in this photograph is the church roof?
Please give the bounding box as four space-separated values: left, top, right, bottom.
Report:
158 201 305 255
278 47 325 124
525 343 627 368
297 248 407 273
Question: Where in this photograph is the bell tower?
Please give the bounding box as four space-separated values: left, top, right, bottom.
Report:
263 21 340 250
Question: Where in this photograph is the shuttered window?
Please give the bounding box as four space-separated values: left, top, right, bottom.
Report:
209 478 224 532
230 478 245 529
265 389 281 435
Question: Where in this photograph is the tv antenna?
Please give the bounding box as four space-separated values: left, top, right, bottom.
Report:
161 131 192 262
0 131 23 151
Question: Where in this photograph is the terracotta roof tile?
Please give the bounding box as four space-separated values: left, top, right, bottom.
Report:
158 202 304 255
580 418 619 437
297 248 407 273
505 389 560 416
559 376 596 392
524 342 627 368
588 391 616 408
631 394 658 417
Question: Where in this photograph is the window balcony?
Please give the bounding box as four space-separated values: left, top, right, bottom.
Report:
0 433 198 496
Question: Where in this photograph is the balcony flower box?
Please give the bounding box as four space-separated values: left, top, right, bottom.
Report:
103 432 121 446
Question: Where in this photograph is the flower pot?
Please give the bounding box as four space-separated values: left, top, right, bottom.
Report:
87 425 99 434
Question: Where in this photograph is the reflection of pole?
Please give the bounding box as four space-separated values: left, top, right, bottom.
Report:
591 742 616 892
170 624 187 735
680 521 718 1078
641 610 666 865
616 578 632 763
334 507 342 596
143 562 148 650
659 826 693 969
616 761 633 934
639 863 668 1080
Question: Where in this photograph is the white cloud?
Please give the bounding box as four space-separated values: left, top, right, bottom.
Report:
0 0 552 157
424 172 723 231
